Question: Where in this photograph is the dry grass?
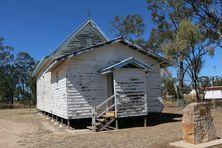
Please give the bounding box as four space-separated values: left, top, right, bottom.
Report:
0 107 221 148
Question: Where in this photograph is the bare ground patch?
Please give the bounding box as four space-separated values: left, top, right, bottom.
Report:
0 107 221 148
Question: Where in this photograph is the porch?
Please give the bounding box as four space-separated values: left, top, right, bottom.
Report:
87 57 154 132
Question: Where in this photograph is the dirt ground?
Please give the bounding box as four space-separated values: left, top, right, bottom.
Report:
0 107 222 148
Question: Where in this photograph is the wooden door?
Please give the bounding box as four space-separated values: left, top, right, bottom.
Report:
114 68 147 118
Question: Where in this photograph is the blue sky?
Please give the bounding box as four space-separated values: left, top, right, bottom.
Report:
0 0 221 76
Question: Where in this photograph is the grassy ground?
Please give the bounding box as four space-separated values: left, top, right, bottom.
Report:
0 107 221 148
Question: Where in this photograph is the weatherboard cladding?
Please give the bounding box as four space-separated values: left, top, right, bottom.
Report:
64 43 162 119
36 19 164 119
114 68 147 117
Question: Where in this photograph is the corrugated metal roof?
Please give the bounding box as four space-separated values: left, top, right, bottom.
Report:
32 19 172 77
32 18 109 77
56 37 172 67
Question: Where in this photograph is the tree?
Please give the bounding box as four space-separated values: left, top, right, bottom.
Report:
147 0 221 103
14 52 36 105
162 77 176 96
110 14 146 47
0 37 37 106
184 0 222 46
147 0 193 103
200 76 222 87
0 37 15 104
163 19 214 101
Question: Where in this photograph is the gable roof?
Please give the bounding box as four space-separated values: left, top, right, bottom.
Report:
33 19 172 77
98 57 154 75
33 37 172 77
49 18 109 58
56 37 172 67
33 18 109 76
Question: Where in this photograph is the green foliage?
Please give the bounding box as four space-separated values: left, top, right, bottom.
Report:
162 77 176 96
0 37 37 106
110 14 146 46
0 37 14 65
199 76 222 88
147 0 221 101
0 38 15 104
110 1 221 101
14 52 37 104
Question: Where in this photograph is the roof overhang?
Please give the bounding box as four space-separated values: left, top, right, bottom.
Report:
56 37 172 67
43 56 67 74
98 57 154 75
118 39 172 68
33 37 172 77
32 56 50 77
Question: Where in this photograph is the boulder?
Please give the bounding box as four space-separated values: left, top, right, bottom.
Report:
182 102 217 144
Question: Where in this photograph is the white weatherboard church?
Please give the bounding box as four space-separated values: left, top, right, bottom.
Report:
33 18 170 131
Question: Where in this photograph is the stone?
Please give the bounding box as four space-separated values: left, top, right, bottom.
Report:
181 102 217 144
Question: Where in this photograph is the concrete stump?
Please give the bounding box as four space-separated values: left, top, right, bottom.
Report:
182 102 217 144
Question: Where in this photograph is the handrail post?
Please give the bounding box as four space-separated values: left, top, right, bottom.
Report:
115 93 119 129
115 93 118 118
91 106 96 132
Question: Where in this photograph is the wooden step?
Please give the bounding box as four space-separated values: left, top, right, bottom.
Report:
98 118 115 131
105 111 115 117
106 126 116 130
86 126 94 130
101 114 112 118
95 122 102 126
96 118 106 122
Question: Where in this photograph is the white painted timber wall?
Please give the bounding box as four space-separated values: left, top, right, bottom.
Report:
66 42 162 119
37 62 68 119
37 72 53 113
114 68 147 117
50 62 68 118
66 58 107 119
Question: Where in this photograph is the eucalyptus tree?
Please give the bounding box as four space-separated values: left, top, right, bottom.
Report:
14 52 36 104
110 14 147 47
163 19 215 101
0 37 15 104
147 0 221 103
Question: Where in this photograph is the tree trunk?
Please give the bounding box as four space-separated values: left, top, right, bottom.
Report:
193 72 200 102
176 60 185 106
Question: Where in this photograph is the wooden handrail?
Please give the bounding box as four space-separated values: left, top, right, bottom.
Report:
97 104 115 119
96 94 116 109
91 93 118 131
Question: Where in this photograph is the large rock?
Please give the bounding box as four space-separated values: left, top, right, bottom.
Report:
182 102 217 144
